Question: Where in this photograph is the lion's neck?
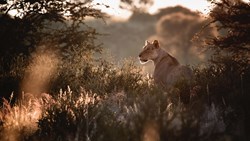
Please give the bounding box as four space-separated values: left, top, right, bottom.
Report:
152 48 180 86
152 48 179 67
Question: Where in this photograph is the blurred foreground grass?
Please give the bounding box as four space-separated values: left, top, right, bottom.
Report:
0 55 249 141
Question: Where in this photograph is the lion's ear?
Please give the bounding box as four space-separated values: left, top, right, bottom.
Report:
145 40 150 45
153 40 159 48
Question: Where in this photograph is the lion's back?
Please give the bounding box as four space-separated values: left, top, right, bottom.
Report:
165 65 193 87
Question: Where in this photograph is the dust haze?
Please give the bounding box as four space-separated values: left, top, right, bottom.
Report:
89 6 216 69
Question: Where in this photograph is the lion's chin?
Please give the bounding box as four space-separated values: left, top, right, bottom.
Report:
139 59 148 64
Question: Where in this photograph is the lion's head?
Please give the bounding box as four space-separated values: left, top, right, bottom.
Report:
139 40 160 64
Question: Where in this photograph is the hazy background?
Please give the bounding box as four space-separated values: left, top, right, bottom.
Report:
87 4 217 73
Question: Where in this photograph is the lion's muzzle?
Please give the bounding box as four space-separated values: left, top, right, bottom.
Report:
138 53 148 63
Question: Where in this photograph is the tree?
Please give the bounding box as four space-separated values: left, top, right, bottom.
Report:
208 0 250 61
0 0 104 60
206 0 250 140
119 0 153 12
0 0 105 98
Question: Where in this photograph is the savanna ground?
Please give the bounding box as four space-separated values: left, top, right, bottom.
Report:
0 0 250 141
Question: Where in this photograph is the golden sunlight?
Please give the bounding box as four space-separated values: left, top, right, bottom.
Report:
91 0 212 19
149 0 211 14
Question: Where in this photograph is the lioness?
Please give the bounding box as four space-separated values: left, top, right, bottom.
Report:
139 40 193 99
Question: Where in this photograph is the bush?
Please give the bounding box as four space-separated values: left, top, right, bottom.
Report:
1 55 250 141
31 87 102 141
193 55 250 140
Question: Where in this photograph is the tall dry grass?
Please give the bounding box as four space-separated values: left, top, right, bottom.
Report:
0 93 52 141
0 50 249 141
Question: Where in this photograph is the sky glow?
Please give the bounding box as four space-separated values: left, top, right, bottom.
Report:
91 0 213 19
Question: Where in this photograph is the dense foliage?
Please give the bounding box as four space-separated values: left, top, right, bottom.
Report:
0 0 104 98
208 0 250 60
206 0 250 139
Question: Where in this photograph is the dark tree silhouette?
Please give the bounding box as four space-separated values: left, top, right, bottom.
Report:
0 0 105 98
120 0 153 12
0 0 104 70
206 0 250 140
208 0 250 61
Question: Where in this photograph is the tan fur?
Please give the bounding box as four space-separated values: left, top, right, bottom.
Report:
139 40 193 89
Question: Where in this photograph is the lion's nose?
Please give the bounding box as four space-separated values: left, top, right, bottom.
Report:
139 53 142 57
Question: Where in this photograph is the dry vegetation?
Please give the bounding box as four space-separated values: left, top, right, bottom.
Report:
0 0 250 141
